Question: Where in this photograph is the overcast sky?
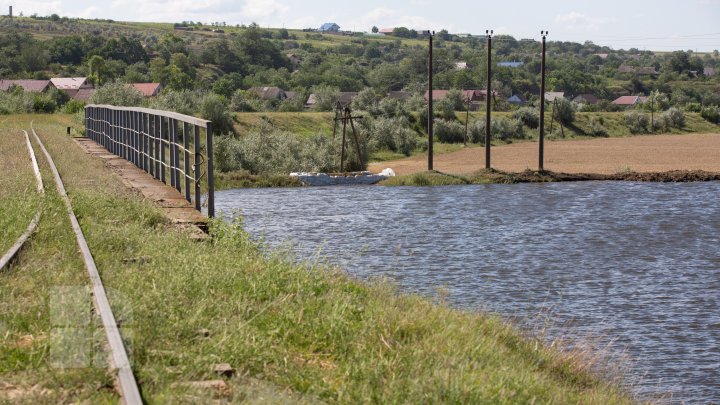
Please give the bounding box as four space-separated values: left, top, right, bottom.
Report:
4 0 720 51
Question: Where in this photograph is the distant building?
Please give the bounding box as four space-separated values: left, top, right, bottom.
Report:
387 91 412 101
130 83 162 97
455 62 472 70
337 92 358 107
498 61 524 68
319 23 340 33
379 28 395 35
51 77 92 98
592 53 609 59
544 92 565 102
72 88 96 102
507 94 526 105
0 79 54 93
572 94 599 105
704 67 717 77
249 86 287 101
424 89 499 102
612 95 648 106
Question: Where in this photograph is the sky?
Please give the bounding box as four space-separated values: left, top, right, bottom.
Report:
3 0 720 52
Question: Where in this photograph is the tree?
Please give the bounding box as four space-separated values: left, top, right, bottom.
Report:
212 72 244 98
371 26 379 34
89 81 143 106
88 55 106 86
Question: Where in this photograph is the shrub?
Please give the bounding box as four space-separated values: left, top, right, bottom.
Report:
433 118 466 143
493 118 525 141
624 110 649 134
700 105 720 124
149 89 200 115
276 97 305 112
553 98 575 125
511 107 539 129
663 107 685 129
588 116 608 136
684 102 702 113
310 85 339 112
469 118 525 143
32 94 57 113
229 130 340 174
230 89 263 112
364 117 420 156
200 93 234 135
62 99 86 114
89 81 144 106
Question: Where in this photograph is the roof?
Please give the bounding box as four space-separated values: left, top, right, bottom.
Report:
130 83 162 97
50 77 90 90
544 92 565 102
498 61 524 68
379 28 395 34
73 88 96 101
249 86 286 100
507 94 526 104
319 23 340 31
285 91 300 100
572 94 598 104
337 92 358 105
612 95 646 105
424 89 499 102
0 79 53 92
387 91 412 100
455 62 471 70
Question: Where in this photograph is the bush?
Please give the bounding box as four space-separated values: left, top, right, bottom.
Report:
62 99 86 114
200 93 234 135
230 89 263 112
511 107 539 129
553 98 575 125
220 130 341 174
588 116 608 136
149 89 200 115
363 117 420 156
276 97 305 112
663 107 685 129
469 118 525 143
32 94 57 113
433 118 466 143
700 105 720 124
89 81 144 106
684 102 703 113
624 110 649 134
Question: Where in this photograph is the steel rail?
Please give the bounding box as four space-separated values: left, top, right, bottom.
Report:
31 124 143 405
0 131 44 270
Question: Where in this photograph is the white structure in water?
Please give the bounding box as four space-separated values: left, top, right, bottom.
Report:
290 169 395 186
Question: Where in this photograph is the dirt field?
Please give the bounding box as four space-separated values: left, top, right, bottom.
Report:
369 133 720 175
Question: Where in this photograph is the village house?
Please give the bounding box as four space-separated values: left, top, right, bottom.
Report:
51 77 93 98
572 94 599 105
130 83 162 97
498 61 524 68
319 23 340 33
387 91 412 101
378 28 395 35
544 92 565 102
72 88 96 102
507 94 526 105
424 89 499 103
0 79 54 93
612 95 648 106
249 86 287 101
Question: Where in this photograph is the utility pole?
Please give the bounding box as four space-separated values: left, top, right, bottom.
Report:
539 30 548 171
485 30 493 169
428 30 435 171
464 96 470 146
650 93 655 134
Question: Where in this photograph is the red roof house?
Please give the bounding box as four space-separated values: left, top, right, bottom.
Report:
0 79 54 92
130 83 162 97
612 95 648 106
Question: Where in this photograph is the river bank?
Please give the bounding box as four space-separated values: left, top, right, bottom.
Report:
1 114 637 402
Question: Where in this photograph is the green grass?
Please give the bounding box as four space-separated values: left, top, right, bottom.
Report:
1 114 637 403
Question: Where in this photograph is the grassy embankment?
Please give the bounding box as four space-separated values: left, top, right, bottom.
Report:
0 113 637 403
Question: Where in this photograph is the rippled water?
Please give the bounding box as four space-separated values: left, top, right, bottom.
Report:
215 182 720 402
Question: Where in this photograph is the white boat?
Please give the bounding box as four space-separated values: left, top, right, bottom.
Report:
290 168 395 186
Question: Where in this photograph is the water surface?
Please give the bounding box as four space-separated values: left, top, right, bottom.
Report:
216 182 720 402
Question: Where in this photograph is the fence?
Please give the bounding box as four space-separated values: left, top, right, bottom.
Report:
84 105 214 217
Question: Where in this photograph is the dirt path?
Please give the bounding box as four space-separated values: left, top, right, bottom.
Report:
369 133 720 175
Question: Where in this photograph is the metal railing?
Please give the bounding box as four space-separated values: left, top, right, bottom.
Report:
84 105 214 217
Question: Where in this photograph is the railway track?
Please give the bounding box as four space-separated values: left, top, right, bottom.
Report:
1 125 143 404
